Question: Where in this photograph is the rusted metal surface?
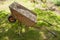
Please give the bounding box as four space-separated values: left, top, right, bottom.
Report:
9 2 37 27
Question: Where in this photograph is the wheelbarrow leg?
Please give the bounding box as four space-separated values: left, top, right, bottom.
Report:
25 26 29 32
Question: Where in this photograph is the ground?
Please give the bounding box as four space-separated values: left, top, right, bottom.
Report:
0 0 60 40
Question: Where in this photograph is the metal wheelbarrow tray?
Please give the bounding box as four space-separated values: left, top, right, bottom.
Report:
8 2 37 27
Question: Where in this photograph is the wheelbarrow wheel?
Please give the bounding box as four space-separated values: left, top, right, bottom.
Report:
8 15 16 23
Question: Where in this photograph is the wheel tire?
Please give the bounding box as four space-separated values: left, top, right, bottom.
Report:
8 16 16 23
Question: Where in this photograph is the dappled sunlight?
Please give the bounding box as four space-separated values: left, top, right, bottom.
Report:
0 10 41 40
0 0 60 40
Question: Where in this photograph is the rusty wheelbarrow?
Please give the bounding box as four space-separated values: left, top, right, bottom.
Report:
8 2 57 38
8 2 37 27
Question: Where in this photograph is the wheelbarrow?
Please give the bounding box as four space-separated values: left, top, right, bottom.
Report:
8 2 57 39
8 2 37 27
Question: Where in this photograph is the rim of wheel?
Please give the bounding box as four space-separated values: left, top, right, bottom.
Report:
8 16 16 23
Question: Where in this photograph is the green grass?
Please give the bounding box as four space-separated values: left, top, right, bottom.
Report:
0 10 42 40
0 9 60 40
51 0 60 6
0 0 60 40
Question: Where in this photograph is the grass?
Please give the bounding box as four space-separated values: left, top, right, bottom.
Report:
0 8 60 40
0 0 60 40
0 10 41 40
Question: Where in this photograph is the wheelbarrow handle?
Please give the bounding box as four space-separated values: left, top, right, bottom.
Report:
44 27 57 37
